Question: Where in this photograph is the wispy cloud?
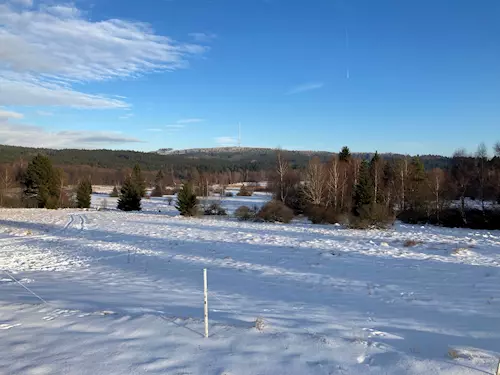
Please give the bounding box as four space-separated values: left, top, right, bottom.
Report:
0 108 24 120
215 136 237 146
11 0 32 7
119 113 134 120
165 124 185 129
176 118 205 124
0 2 207 108
286 82 324 95
147 128 163 132
188 32 217 43
36 110 53 116
0 122 143 148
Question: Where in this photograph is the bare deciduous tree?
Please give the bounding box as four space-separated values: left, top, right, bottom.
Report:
428 168 446 222
451 149 475 224
303 157 326 206
326 156 339 210
276 149 289 202
475 143 488 212
0 167 13 207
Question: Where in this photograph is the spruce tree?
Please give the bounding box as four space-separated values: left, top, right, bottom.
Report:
339 146 351 162
352 160 373 215
23 154 60 208
110 186 119 197
76 178 92 208
151 170 164 197
175 183 198 216
132 164 146 197
117 176 142 211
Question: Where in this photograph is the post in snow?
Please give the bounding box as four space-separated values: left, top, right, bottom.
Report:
496 359 500 375
203 268 209 338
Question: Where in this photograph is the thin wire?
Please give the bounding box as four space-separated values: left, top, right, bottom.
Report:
3 270 49 305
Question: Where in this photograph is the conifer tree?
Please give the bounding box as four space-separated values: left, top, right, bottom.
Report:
132 164 146 197
23 154 60 208
110 186 119 197
175 182 198 216
339 146 351 162
117 176 142 211
76 178 92 208
352 160 373 215
151 170 164 197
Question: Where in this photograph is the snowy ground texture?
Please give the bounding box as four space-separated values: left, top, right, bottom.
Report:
1 194 500 375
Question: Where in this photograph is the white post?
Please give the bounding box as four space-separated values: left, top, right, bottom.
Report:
496 359 500 375
203 268 209 338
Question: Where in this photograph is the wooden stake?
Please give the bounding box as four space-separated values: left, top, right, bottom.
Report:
496 359 500 375
203 268 209 338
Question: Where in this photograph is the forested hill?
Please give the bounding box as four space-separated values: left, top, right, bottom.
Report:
0 144 451 172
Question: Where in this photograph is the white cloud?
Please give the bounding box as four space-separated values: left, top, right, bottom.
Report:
10 0 33 7
215 136 237 146
0 121 143 148
0 108 24 120
147 128 162 132
176 118 205 124
36 110 53 116
0 2 206 108
286 82 324 95
119 113 134 119
188 32 217 43
0 74 128 108
165 124 185 128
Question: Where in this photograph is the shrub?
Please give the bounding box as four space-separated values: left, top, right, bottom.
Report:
237 185 253 197
164 188 176 195
110 186 119 197
403 240 421 247
306 205 339 225
225 192 234 197
257 200 294 223
204 202 227 216
398 208 500 230
348 204 395 229
100 198 108 210
175 183 198 216
0 194 25 208
234 205 256 221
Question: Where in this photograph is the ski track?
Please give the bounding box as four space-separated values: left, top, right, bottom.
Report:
0 198 499 375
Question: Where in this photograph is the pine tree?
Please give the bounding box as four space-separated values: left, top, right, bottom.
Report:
117 176 142 211
132 164 146 197
23 154 60 208
151 170 164 197
175 182 198 216
110 186 119 197
339 146 351 162
76 178 92 208
352 160 373 215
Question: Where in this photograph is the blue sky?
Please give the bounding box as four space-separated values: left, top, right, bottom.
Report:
0 0 499 156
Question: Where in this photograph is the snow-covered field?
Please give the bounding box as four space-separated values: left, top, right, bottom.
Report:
1 194 500 374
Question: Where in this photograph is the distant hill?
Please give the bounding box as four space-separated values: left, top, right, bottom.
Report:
0 144 451 172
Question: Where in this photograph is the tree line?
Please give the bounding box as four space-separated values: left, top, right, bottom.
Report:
270 143 500 229
0 144 450 187
2 143 499 230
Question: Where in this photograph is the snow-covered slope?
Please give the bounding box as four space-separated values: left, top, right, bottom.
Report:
0 199 499 374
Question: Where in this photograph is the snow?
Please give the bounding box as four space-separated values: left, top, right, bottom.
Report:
1 196 500 374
